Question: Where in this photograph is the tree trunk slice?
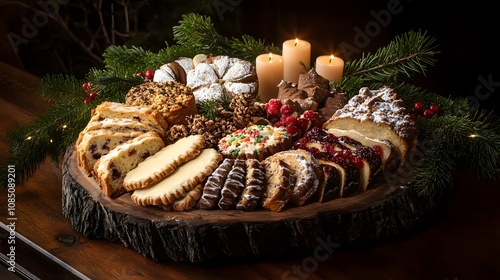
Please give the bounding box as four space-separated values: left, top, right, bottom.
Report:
61 145 435 262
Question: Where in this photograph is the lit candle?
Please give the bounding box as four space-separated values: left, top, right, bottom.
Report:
282 38 311 83
315 55 344 82
256 53 284 102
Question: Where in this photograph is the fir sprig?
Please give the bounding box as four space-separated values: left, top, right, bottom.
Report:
415 111 500 199
342 30 439 87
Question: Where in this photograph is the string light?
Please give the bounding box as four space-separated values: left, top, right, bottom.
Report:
25 136 32 140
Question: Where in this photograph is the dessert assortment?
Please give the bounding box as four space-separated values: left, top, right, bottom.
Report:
76 54 417 212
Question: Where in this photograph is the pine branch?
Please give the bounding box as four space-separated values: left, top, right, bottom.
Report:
229 35 281 62
343 30 439 84
173 13 230 55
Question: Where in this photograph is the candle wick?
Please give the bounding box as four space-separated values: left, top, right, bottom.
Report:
329 58 332 63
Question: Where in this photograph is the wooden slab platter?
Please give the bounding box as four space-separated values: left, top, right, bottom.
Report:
61 145 434 262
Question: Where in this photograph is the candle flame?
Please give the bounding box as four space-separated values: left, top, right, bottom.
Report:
269 53 273 62
294 38 298 46
329 55 334 63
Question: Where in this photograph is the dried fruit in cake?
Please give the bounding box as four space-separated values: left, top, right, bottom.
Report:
218 124 292 161
236 159 265 211
186 55 257 104
130 148 222 207
122 134 205 192
77 129 142 176
323 86 417 162
198 158 234 210
94 132 165 198
260 158 294 212
125 81 198 125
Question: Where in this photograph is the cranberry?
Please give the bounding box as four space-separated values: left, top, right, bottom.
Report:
280 104 294 116
83 96 94 104
286 123 300 136
82 82 92 91
422 109 434 118
429 104 439 114
303 110 315 120
145 69 154 80
413 101 425 115
88 92 98 99
274 121 285 128
296 118 310 132
284 115 297 126
136 71 144 77
268 98 282 108
266 104 280 116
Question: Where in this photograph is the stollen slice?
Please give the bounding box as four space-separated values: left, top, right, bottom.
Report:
131 148 222 206
123 134 205 191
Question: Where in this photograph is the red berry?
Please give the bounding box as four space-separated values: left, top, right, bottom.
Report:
296 117 311 132
286 123 300 136
268 98 282 109
83 96 94 104
88 92 98 98
303 110 315 121
82 82 92 92
274 121 285 128
267 104 280 116
429 104 439 114
413 101 425 115
284 115 297 126
145 69 154 80
422 109 434 118
137 71 144 77
280 104 294 116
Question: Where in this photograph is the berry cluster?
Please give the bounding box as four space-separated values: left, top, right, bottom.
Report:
412 101 439 119
137 69 155 81
82 82 98 104
264 98 323 137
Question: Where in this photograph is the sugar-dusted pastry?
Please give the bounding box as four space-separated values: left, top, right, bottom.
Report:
324 86 417 161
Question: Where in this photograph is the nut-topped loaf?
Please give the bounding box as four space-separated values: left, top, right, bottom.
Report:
125 81 198 125
324 86 417 161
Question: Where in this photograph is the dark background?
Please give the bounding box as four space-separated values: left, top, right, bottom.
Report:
1 0 498 112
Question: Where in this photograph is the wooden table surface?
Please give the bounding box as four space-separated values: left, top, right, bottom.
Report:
0 60 499 280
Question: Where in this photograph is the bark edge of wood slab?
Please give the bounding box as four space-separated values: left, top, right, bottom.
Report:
61 145 434 262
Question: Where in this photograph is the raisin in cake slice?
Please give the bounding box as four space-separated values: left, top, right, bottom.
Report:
77 129 142 176
131 148 222 207
323 86 417 162
94 132 165 198
123 135 205 192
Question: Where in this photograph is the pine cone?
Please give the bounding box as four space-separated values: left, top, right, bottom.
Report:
166 124 189 143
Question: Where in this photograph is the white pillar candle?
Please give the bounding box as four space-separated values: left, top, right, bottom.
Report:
315 55 344 82
282 38 311 83
256 53 284 102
